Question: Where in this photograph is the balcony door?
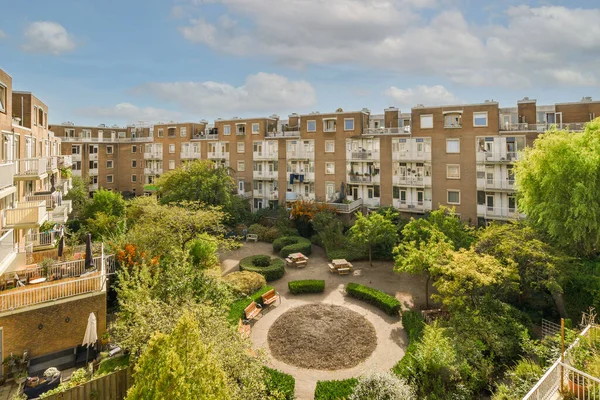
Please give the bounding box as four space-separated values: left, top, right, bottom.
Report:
486 195 494 212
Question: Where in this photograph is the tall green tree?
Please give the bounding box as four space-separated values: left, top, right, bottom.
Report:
515 119 600 256
81 189 126 238
427 206 476 250
349 212 398 266
126 312 231 400
64 175 89 220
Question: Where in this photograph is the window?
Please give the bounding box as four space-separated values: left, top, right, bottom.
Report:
420 115 433 129
238 161 245 172
131 145 137 154
71 145 81 154
444 113 462 128
447 164 460 179
131 160 137 168
106 160 114 169
324 119 336 132
473 112 488 127
131 175 137 182
106 145 113 154
158 128 164 137
307 120 316 132
89 160 98 169
107 175 113 183
325 140 335 153
446 139 460 153
169 144 175 153
224 125 231 135
237 142 245 153
168 127 176 138
0 83 6 113
252 123 259 134
344 118 354 131
325 162 335 174
169 160 175 170
34 106 38 125
447 190 460 205
180 127 187 137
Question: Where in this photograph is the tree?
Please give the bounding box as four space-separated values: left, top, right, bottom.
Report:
427 206 476 250
349 212 398 266
311 211 344 250
126 312 231 400
394 222 453 308
82 188 126 220
515 119 600 256
64 176 88 220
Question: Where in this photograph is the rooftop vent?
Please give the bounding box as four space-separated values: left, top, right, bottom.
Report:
362 108 371 113
62 121 74 126
200 119 208 124
523 97 530 101
98 124 106 127
270 114 280 119
415 104 424 108
336 108 343 112
582 96 593 102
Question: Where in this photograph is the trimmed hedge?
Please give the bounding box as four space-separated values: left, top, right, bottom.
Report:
393 310 425 377
264 367 295 400
288 280 325 294
239 255 285 282
227 285 274 325
346 283 402 316
314 378 358 400
273 236 312 258
222 271 266 295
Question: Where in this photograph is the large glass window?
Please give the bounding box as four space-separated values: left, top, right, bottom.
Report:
420 115 433 129
473 112 488 127
446 139 460 153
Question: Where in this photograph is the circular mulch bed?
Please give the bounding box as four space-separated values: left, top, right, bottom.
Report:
267 304 377 370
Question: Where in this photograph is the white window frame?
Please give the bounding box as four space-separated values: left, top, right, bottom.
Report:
106 160 114 169
307 120 317 132
252 123 260 134
169 144 175 154
237 142 245 153
447 190 461 205
473 111 488 127
131 175 137 183
0 82 6 113
106 145 113 154
325 140 335 153
420 114 433 129
131 145 137 154
237 160 245 172
131 160 137 168
325 162 335 175
344 118 354 131
107 175 114 183
157 128 164 137
223 125 231 135
446 139 460 153
180 127 187 137
169 160 175 170
446 164 460 179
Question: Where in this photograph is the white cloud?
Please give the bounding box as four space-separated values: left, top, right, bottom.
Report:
77 103 183 124
385 85 459 108
22 21 77 55
134 72 316 116
542 69 597 86
177 2 600 88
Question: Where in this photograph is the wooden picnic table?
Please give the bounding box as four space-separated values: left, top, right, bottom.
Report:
328 259 354 275
286 253 309 268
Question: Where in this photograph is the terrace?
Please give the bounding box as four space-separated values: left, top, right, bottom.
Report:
14 158 48 180
2 201 48 228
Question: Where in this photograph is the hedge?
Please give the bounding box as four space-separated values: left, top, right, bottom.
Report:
346 283 402 316
273 236 312 258
227 285 274 325
314 378 358 400
222 271 266 295
392 310 425 377
288 280 325 294
248 224 280 243
239 255 285 282
264 367 295 400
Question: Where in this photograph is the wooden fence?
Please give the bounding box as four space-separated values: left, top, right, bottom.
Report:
43 367 132 400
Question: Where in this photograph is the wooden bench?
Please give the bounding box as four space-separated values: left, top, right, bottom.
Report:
244 301 262 321
246 234 258 242
328 264 336 273
261 289 280 307
285 258 294 267
337 268 351 275
295 259 307 268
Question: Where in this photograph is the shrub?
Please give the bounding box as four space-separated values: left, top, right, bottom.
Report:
314 378 358 400
311 234 324 247
273 236 312 258
222 271 267 295
252 255 271 267
264 367 295 400
288 280 325 294
248 224 280 242
393 311 424 377
349 372 416 400
346 283 401 316
273 236 302 252
239 255 285 282
227 285 274 324
491 359 543 400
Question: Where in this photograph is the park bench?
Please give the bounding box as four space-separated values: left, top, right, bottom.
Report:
244 301 262 321
337 268 351 275
261 289 280 307
328 264 336 273
246 234 258 242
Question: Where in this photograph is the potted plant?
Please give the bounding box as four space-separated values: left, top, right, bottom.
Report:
100 331 111 346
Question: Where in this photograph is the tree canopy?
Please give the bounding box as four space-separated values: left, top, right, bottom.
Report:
350 212 398 266
515 119 600 256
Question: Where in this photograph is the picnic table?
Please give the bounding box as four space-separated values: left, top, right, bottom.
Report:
328 259 353 275
285 253 309 268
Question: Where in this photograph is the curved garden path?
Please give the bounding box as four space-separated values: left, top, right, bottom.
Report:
220 242 427 400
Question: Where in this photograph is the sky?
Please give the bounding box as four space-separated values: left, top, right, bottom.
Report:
0 0 599 126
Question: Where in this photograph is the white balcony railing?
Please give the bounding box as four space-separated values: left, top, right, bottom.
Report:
394 199 433 212
476 151 521 163
477 179 516 191
500 122 587 132
208 151 230 159
3 201 48 227
89 183 99 191
180 152 201 160
392 176 432 187
253 151 278 160
0 162 16 190
15 158 47 178
347 174 380 184
392 151 432 162
287 150 314 160
326 198 363 213
477 205 525 220
253 170 279 180
88 153 98 161
25 229 63 248
365 127 411 135
71 154 82 162
347 151 380 161
58 155 72 168
0 229 16 270
60 136 154 143
266 130 301 138
144 167 163 175
25 194 54 209
144 152 163 160
46 156 58 172
89 168 99 176
285 192 315 202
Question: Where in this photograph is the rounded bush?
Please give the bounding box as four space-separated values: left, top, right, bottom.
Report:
239 255 285 282
222 271 267 295
273 236 312 258
252 255 271 267
346 283 401 316
349 372 416 400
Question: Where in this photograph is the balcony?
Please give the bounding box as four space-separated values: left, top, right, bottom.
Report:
46 156 58 172
266 130 300 138
325 198 363 214
285 192 315 202
193 133 218 140
71 153 82 162
253 151 278 160
0 229 17 275
393 199 433 213
3 201 48 228
14 158 48 180
253 190 279 201
392 176 432 187
89 183 99 191
477 178 516 191
476 151 521 163
289 172 314 183
25 229 63 248
347 150 380 161
58 155 72 168
208 151 230 160
88 153 98 161
144 151 163 160
25 193 55 209
348 174 380 184
500 122 587 132
253 170 278 180
477 205 525 220
72 169 82 177
180 152 201 160
57 178 72 195
287 150 314 160
392 151 432 162
365 127 411 135
144 167 163 175
0 162 16 196
89 168 99 176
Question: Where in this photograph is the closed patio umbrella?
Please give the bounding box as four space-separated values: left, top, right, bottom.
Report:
57 235 65 258
85 233 94 269
82 312 98 365
50 174 55 192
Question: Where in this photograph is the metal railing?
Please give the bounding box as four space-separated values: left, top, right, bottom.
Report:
143 152 163 160
393 176 431 187
180 152 201 160
0 229 16 267
25 229 62 248
286 150 314 159
0 162 16 189
478 178 516 191
60 136 154 143
144 167 163 175
365 127 411 135
326 198 363 213
253 152 278 160
266 130 301 138
207 151 230 159
253 170 279 180
348 174 380 184
476 151 521 163
46 156 58 172
15 158 47 177
500 122 587 132
478 205 525 220
348 151 380 160
192 133 218 140
394 199 433 212
25 194 54 209
392 151 432 162
3 201 48 226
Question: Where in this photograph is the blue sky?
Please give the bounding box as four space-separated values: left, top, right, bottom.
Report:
0 0 599 126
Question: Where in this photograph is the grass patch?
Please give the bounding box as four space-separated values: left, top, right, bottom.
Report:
94 354 130 377
314 378 358 400
346 283 401 316
288 280 325 294
264 367 295 400
227 285 274 325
